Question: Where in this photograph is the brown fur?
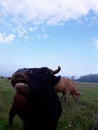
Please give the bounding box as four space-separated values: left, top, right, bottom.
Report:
55 77 80 101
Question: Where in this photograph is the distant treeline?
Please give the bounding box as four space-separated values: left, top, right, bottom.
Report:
75 74 98 83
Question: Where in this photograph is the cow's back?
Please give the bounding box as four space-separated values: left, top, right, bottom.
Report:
55 77 69 92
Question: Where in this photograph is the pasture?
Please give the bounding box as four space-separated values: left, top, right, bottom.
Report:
0 78 98 130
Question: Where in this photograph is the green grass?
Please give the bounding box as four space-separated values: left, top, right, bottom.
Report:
0 79 98 130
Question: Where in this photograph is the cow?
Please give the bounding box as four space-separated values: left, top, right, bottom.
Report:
55 77 81 102
7 77 11 80
8 66 62 130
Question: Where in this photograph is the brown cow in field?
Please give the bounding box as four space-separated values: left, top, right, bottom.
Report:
55 77 81 102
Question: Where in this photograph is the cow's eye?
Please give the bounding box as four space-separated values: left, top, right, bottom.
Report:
44 71 51 75
45 71 49 74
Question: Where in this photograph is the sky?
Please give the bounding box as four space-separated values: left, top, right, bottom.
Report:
0 0 98 77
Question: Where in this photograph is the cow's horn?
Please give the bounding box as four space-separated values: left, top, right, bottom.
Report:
52 66 61 74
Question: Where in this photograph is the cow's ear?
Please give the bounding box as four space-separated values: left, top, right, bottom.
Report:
51 75 61 86
57 76 61 83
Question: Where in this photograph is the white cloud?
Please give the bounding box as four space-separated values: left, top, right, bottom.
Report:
48 56 56 60
37 34 48 39
0 0 98 41
0 33 15 43
0 0 98 25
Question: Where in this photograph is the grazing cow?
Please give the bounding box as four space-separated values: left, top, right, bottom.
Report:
55 77 80 102
7 77 11 80
8 66 62 130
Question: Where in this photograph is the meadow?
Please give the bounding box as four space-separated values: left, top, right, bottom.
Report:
0 78 98 130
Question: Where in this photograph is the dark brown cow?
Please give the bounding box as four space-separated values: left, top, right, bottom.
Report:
7 77 11 80
8 66 62 130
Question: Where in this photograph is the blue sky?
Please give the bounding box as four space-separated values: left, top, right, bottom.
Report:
0 0 98 77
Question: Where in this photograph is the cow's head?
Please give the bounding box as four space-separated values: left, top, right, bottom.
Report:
71 91 81 101
11 66 61 97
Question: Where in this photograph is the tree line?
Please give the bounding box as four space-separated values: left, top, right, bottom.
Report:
74 74 98 83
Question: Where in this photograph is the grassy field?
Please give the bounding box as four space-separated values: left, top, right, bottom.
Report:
0 78 98 130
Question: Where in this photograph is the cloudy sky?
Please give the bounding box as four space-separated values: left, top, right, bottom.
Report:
0 0 98 77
